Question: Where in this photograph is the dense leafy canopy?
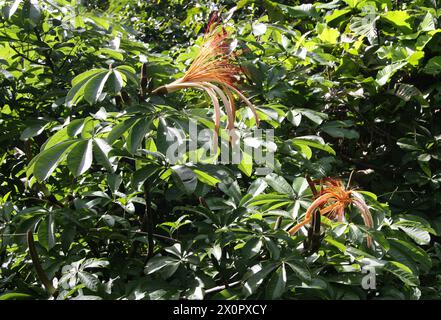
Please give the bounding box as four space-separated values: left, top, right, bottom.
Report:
1 0 441 300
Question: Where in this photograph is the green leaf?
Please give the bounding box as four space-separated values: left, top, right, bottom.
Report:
246 194 290 207
193 169 220 186
376 62 407 86
114 65 138 85
67 139 93 177
66 69 107 107
266 264 287 299
83 71 111 105
382 11 412 31
264 173 294 197
106 117 137 145
238 150 253 177
252 23 267 36
77 271 100 291
33 140 76 181
383 261 419 286
287 110 302 126
72 69 105 86
325 9 351 23
132 164 161 189
321 121 359 139
317 25 339 44
394 83 422 101
292 108 327 125
324 236 346 253
172 165 197 195
292 136 336 155
0 292 32 300
277 3 317 19
127 118 151 154
93 138 114 172
423 56 441 75
397 226 431 245
145 256 181 278
37 213 55 251
242 238 263 259
243 263 278 297
389 239 431 272
285 260 311 281
292 177 311 197
419 12 436 32
4 0 23 18
350 13 378 44
67 118 88 137
108 69 125 93
41 127 70 151
20 120 48 141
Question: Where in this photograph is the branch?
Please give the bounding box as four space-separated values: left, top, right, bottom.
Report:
27 230 56 296
9 44 46 66
205 281 241 294
33 27 56 73
142 181 155 261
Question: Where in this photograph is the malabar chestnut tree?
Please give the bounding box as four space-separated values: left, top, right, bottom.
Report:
0 0 440 300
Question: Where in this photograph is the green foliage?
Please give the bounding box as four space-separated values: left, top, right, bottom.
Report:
1 0 441 300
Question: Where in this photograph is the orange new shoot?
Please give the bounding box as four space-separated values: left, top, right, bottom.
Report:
152 13 259 148
288 178 374 247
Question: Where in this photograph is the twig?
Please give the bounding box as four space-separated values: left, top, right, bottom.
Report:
346 169 355 189
33 27 56 73
27 230 56 297
142 181 155 261
9 44 46 66
306 175 318 198
130 230 180 243
205 281 241 294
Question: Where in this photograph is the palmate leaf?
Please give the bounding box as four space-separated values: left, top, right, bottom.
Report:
65 67 134 106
